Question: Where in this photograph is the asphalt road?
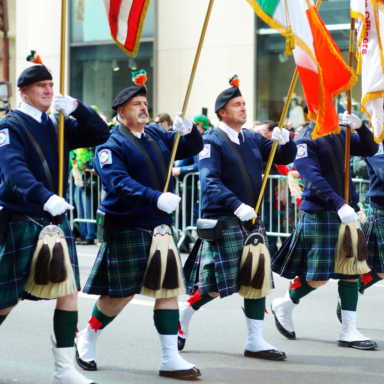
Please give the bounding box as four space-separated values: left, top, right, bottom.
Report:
1 244 384 384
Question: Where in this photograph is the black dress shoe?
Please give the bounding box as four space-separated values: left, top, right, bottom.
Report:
244 349 287 361
76 349 98 371
271 304 296 340
159 367 201 380
178 336 186 351
338 340 378 350
336 299 342 324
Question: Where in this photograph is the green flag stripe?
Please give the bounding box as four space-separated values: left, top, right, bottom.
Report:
257 0 280 17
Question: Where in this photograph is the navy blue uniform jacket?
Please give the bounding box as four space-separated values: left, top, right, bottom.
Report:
294 124 378 212
364 143 384 210
0 102 110 217
199 128 297 218
95 124 203 229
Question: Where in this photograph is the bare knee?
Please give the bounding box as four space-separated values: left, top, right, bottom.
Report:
97 295 134 317
155 297 178 310
376 273 384 279
307 280 329 289
56 292 78 311
208 292 219 298
0 299 21 316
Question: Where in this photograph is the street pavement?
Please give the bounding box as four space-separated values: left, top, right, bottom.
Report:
1 244 384 384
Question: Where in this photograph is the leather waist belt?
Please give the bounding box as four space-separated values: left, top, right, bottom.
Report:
9 212 47 223
220 218 242 230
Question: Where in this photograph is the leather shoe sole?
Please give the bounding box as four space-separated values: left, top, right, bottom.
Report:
159 367 201 380
76 349 98 371
178 336 186 351
338 340 378 350
271 304 296 340
244 349 287 361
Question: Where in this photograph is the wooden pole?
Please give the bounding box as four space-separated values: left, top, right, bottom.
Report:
57 0 67 197
252 0 323 223
162 0 214 193
344 17 356 203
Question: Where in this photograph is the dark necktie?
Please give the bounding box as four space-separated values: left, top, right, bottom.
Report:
238 132 243 144
140 133 146 140
41 113 47 126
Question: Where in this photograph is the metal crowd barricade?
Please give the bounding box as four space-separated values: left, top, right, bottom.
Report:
68 169 370 245
69 169 102 229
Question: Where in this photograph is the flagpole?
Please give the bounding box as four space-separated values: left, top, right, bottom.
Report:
162 0 214 193
344 17 356 203
253 0 323 222
58 0 67 198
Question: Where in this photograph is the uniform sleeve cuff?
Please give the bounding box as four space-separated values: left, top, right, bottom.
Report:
71 101 94 120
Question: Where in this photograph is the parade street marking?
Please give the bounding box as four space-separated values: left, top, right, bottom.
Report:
78 292 204 309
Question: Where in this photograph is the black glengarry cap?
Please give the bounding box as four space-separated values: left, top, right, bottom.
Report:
17 65 53 87
111 85 147 111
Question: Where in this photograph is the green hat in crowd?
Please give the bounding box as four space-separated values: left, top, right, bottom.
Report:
194 114 210 130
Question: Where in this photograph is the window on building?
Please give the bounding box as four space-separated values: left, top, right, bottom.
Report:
69 0 154 121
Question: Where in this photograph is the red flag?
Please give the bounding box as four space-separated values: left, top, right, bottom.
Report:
104 0 151 57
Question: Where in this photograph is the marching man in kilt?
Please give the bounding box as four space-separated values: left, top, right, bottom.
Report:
0 63 109 383
76 72 203 379
271 112 379 350
338 143 384 305
179 77 296 360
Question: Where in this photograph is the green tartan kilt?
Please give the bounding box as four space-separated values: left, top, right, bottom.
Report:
0 217 80 310
83 223 184 298
362 207 384 273
272 211 360 281
184 217 270 298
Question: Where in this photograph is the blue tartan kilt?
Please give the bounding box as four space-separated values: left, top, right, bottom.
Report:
0 216 80 310
272 211 360 281
362 207 384 273
184 217 271 299
83 223 184 298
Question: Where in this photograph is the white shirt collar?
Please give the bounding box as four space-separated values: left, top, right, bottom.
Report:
18 102 47 123
218 121 244 144
131 129 146 139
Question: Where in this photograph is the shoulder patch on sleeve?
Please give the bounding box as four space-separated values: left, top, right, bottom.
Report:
0 128 10 148
99 149 112 168
296 143 308 160
375 142 383 156
199 144 211 160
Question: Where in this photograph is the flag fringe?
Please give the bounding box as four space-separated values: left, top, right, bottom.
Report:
109 0 151 58
371 0 384 13
351 9 366 76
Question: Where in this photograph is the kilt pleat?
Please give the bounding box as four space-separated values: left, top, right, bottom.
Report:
0 217 80 310
184 217 269 298
272 211 359 281
362 207 384 273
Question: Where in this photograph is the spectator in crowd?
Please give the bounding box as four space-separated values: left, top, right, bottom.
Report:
155 113 173 131
294 124 304 140
172 114 210 237
353 155 370 208
259 120 279 256
72 148 97 245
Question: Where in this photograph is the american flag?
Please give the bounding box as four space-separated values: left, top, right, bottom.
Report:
104 0 150 57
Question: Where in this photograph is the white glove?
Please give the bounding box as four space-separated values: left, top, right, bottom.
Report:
271 127 290 145
173 112 193 136
234 203 257 222
337 204 359 224
342 111 362 129
43 195 74 216
157 192 181 214
54 94 77 116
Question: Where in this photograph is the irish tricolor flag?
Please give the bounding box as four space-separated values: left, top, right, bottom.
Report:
246 0 357 139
